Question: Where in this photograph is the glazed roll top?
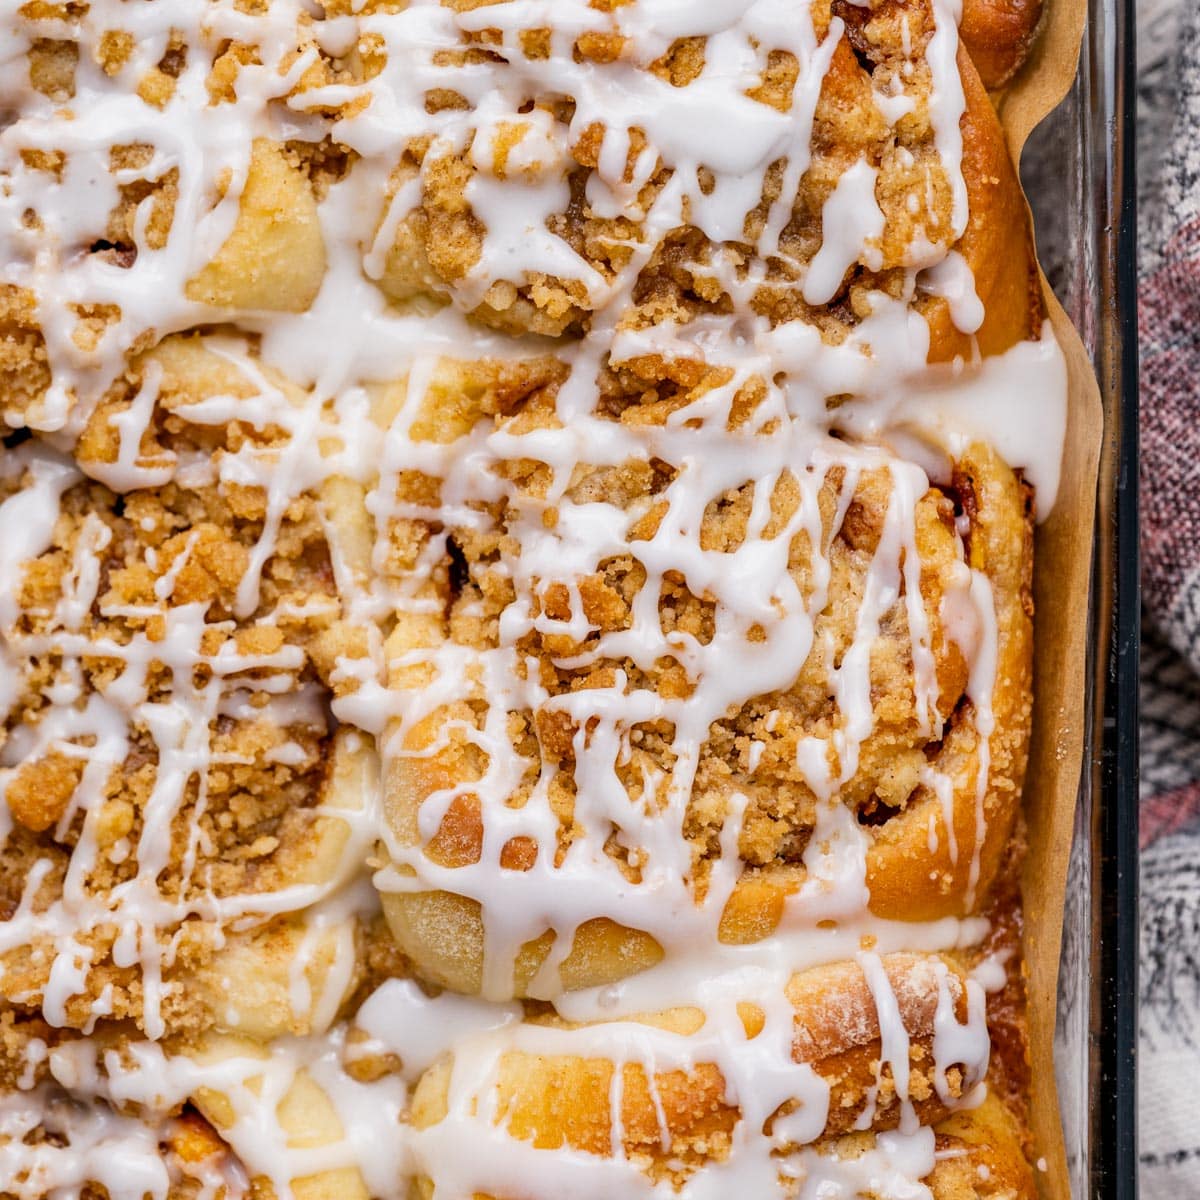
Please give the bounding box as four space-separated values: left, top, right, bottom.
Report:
0 335 388 1039
375 342 1035 999
368 0 1042 354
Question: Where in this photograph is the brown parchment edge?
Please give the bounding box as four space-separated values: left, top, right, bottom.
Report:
991 3 1100 1198
1019 285 1099 1200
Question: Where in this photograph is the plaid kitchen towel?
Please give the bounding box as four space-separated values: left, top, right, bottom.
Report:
1136 0 1200 1193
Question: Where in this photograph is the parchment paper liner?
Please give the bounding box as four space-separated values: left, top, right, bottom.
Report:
995 2 1100 1195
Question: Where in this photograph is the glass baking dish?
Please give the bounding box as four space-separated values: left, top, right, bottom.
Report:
1021 0 1139 1196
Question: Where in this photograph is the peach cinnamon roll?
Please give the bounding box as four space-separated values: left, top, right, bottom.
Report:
363 0 1040 361
372 348 1033 998
0 338 382 1037
406 948 1033 1200
0 7 351 435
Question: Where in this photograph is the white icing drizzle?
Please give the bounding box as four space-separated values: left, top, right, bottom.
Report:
804 158 886 306
0 0 1068 1195
0 1085 173 1200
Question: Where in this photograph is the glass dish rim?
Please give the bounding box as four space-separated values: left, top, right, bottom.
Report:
1094 0 1139 1188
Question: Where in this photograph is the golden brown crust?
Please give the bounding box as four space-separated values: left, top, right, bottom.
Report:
960 0 1045 89
924 46 1044 363
863 442 1035 920
933 1093 1038 1200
